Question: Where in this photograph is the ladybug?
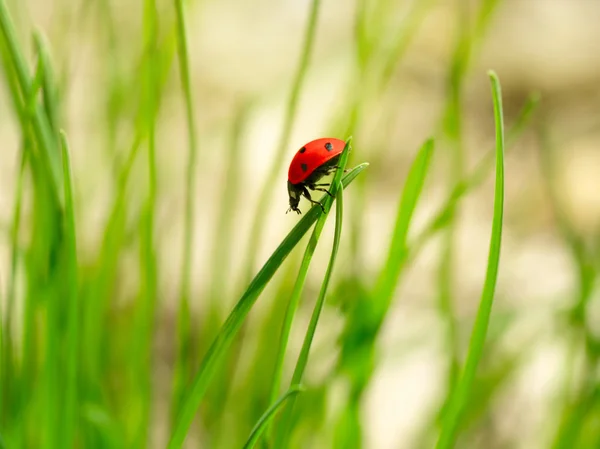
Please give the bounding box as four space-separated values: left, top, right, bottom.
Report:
287 137 346 214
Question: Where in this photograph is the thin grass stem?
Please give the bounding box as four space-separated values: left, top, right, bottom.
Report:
167 162 367 449
171 0 200 424
435 70 505 449
242 0 321 283
274 142 351 447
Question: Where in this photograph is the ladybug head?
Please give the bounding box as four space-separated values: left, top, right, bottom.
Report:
286 181 302 215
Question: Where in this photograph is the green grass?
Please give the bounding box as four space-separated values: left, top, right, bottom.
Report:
4 1 596 449
274 142 351 448
435 70 506 449
243 385 303 449
167 157 366 448
171 0 199 426
267 139 352 415
242 0 322 284
59 130 79 449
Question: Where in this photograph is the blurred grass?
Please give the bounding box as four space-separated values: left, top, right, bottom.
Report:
537 118 600 449
171 0 199 427
242 0 322 284
2 0 597 448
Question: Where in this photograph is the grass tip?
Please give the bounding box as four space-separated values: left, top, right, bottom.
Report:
487 69 499 80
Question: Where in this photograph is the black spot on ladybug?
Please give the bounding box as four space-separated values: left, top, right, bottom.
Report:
325 142 333 151
299 146 306 153
301 163 308 172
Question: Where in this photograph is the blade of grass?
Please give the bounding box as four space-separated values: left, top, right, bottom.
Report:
411 91 539 255
83 135 141 381
1 11 62 447
1 144 27 432
371 138 435 315
167 162 368 449
242 0 321 283
242 386 303 449
266 139 352 438
435 70 505 449
33 37 64 449
196 103 254 447
34 32 60 138
171 0 200 424
0 0 62 202
131 0 160 445
275 175 346 448
536 119 598 449
537 121 595 324
60 130 80 448
267 196 329 404
333 138 434 446
434 2 476 404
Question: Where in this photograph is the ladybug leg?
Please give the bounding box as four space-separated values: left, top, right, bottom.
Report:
301 186 325 213
308 184 334 198
329 166 350 173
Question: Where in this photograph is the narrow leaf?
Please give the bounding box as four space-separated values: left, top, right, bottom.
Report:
435 70 505 449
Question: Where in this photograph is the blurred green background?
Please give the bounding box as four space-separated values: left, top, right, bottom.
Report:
1 0 600 448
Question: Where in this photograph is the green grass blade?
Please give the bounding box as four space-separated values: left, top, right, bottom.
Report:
167 161 367 449
0 0 62 201
332 138 434 446
83 136 140 382
242 0 321 283
372 138 435 315
270 205 326 402
132 0 160 445
267 139 352 432
276 175 346 447
412 92 538 252
171 0 200 422
435 70 505 449
267 194 329 406
242 386 303 449
275 145 351 445
34 32 60 138
195 103 253 444
60 130 80 448
3 145 26 364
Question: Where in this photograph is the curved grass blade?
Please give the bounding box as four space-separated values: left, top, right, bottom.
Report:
59 131 79 448
332 137 434 446
372 138 434 315
435 70 505 449
268 139 352 405
0 0 61 201
242 386 303 449
167 161 368 449
266 139 351 442
417 92 539 242
242 0 322 283
171 0 200 423
276 176 346 447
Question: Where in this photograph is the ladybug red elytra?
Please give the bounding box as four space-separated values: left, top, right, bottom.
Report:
286 137 346 214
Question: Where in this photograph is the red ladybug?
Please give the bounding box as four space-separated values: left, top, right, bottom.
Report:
287 137 346 214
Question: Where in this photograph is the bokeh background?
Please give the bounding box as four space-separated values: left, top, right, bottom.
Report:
1 0 600 448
